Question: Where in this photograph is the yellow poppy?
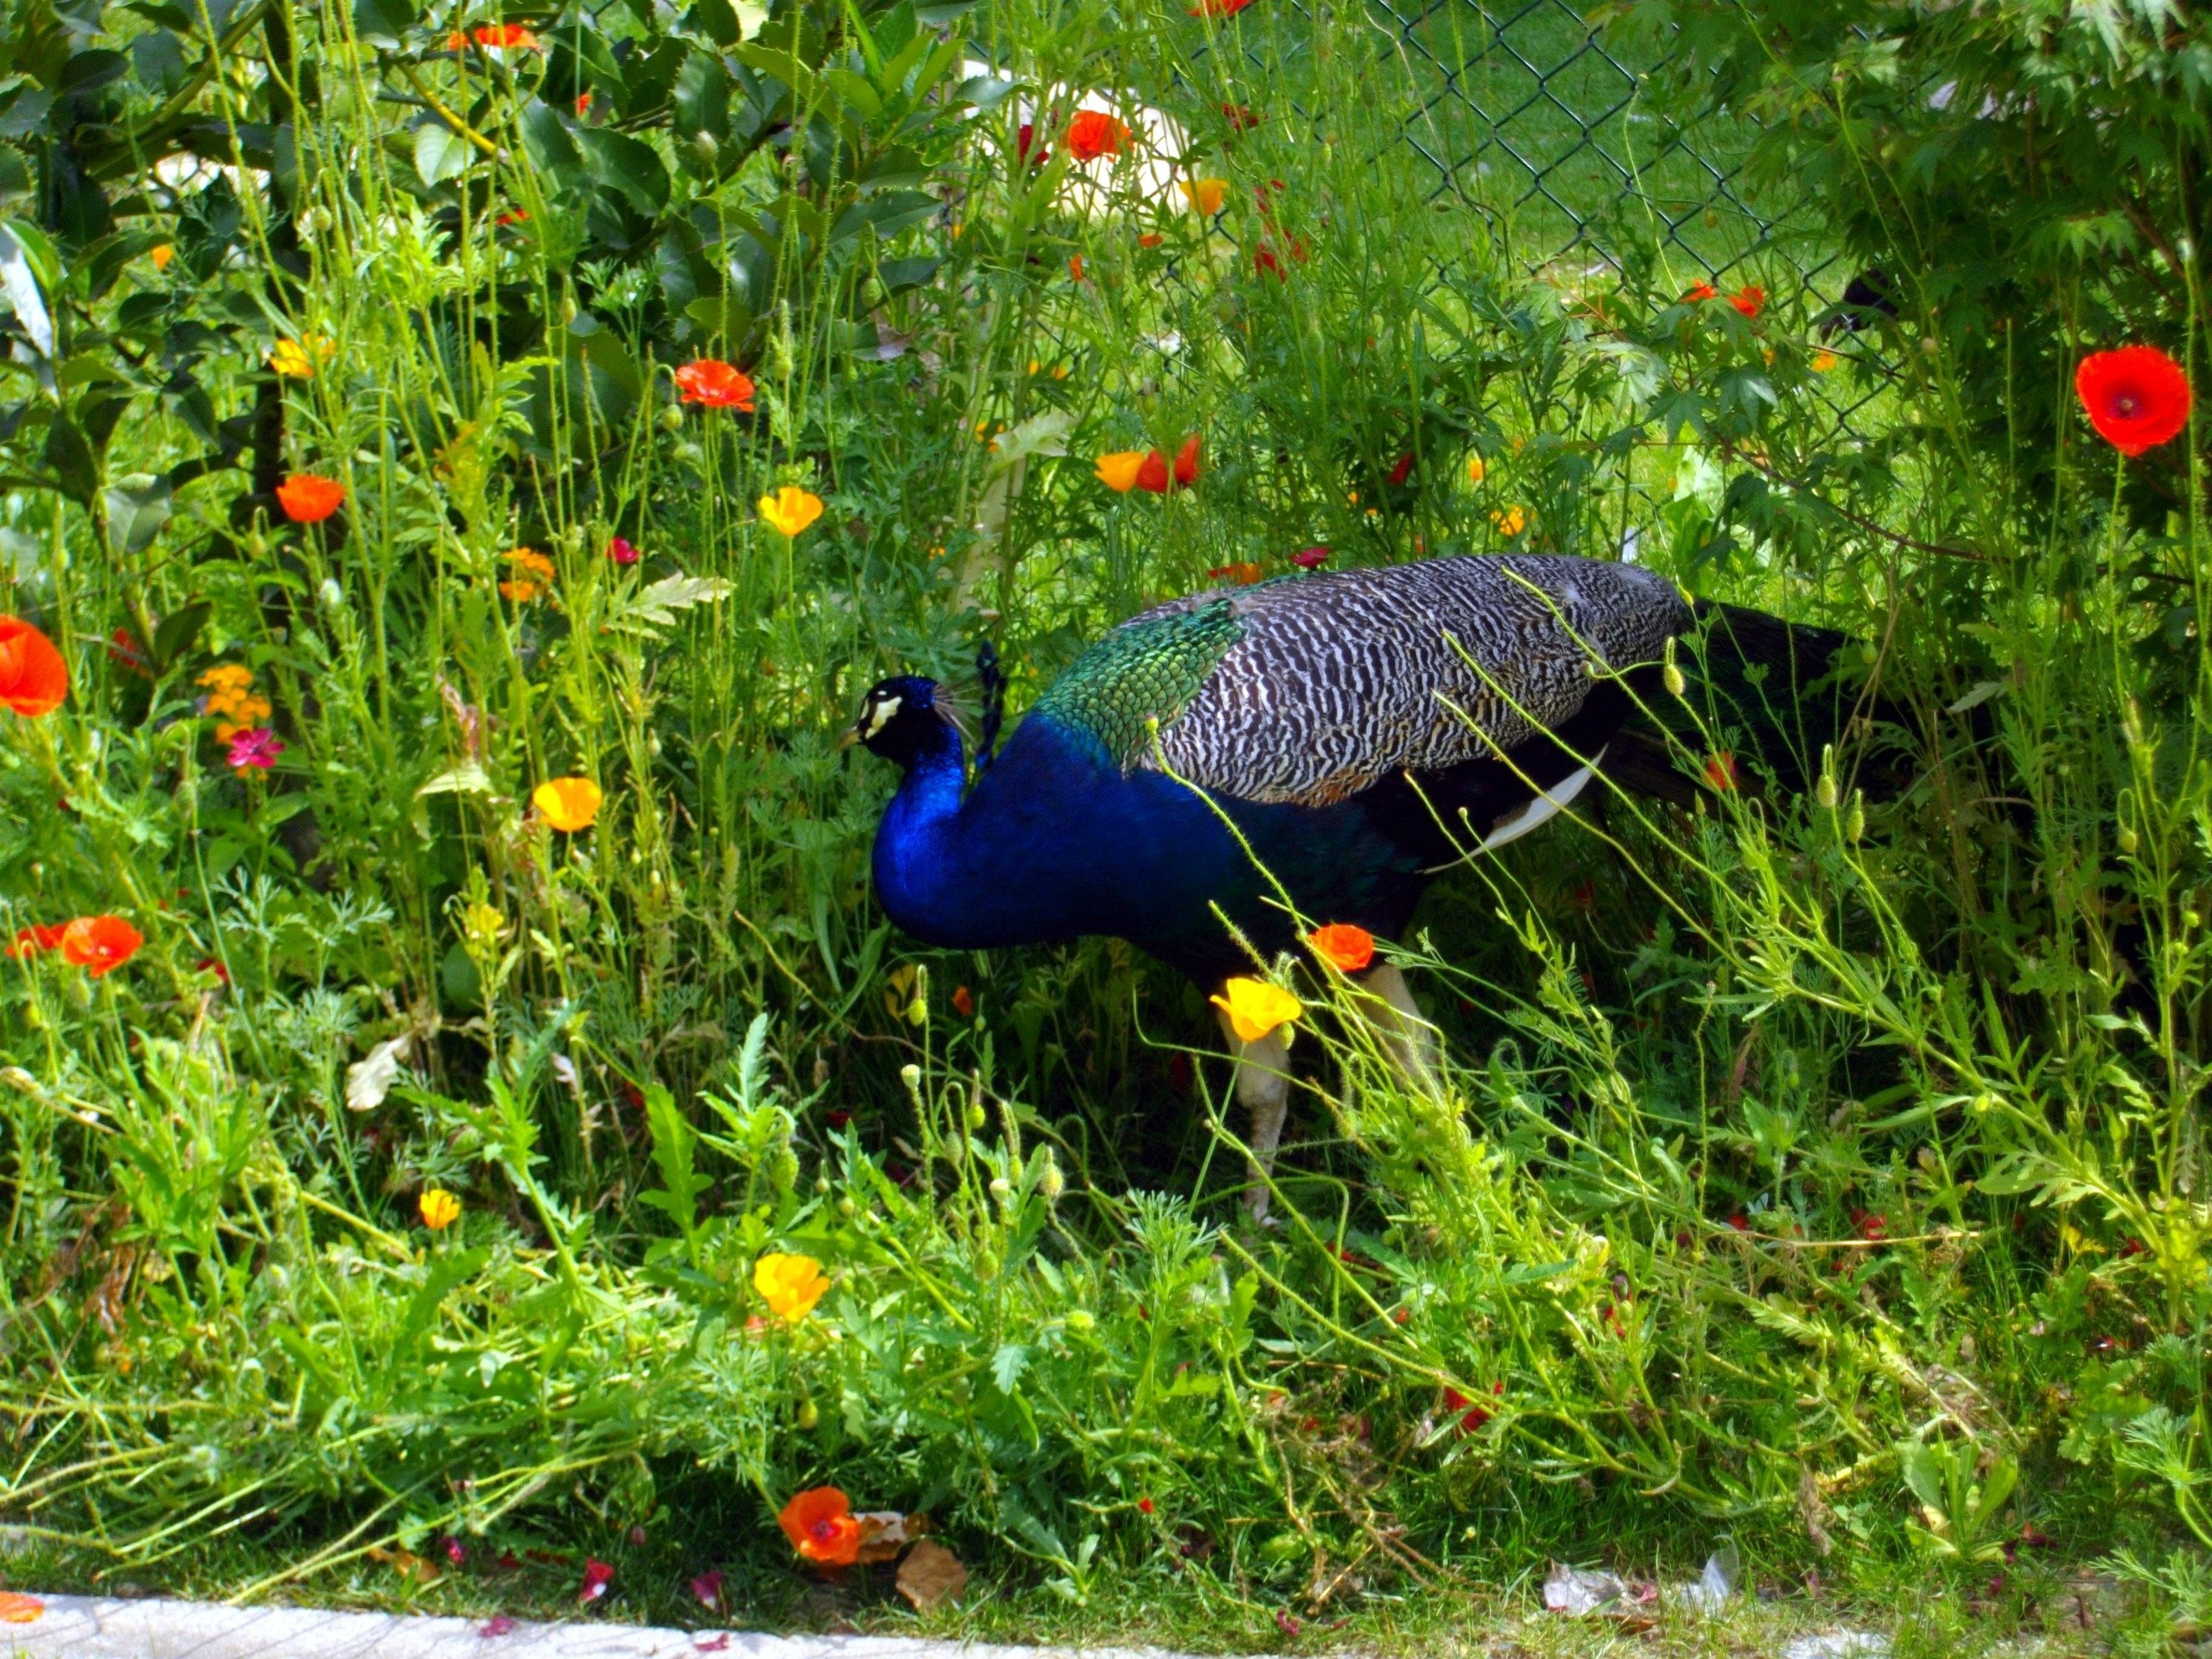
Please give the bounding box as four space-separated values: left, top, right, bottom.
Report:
533 776 602 832
1465 453 1486 485
1491 505 1527 536
754 1252 830 1321
150 244 174 271
1811 349 1839 372
1211 977 1303 1045
1179 176 1229 215
267 335 332 379
758 487 824 538
420 1188 462 1230
1094 452 1147 492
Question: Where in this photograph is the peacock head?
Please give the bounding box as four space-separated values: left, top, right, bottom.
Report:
841 674 956 767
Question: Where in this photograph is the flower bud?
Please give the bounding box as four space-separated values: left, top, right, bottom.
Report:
1662 639 1686 699
2117 826 2139 855
965 1101 987 1131
1844 792 1865 845
796 1398 819 1429
1065 1310 1095 1335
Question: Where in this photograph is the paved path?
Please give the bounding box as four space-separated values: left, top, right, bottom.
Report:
6 1594 1179 1659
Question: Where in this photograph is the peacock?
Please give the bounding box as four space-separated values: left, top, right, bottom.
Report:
846 553 1858 1212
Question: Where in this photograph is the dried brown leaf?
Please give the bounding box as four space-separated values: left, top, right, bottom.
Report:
896 1538 967 1612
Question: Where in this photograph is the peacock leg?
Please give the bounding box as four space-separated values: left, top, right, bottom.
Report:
1357 962 1439 1091
1215 1007 1291 1220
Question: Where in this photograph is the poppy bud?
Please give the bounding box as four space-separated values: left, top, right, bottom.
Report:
1662 639 1686 699
796 1398 819 1429
1066 1309 1095 1334
2117 825 2139 855
966 1101 987 1130
1845 791 1865 845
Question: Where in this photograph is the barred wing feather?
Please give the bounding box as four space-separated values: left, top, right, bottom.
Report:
1133 555 1688 806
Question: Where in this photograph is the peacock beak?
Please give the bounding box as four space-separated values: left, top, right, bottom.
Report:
836 725 862 749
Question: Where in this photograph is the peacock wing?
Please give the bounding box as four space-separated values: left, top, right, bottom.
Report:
1089 555 1690 806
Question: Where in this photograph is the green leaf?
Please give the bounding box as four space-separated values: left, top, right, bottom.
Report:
149 600 209 670
44 414 98 506
104 473 171 555
353 0 418 45
576 127 669 216
693 0 742 45
607 572 734 633
414 121 472 188
519 98 583 183
991 1342 1030 1394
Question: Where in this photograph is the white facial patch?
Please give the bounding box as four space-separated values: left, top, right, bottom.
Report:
863 694 902 738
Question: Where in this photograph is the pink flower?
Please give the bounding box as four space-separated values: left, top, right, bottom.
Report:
607 536 639 566
443 1536 467 1566
579 1558 613 1603
1291 545 1330 569
227 727 286 772
691 1570 724 1607
480 1615 517 1636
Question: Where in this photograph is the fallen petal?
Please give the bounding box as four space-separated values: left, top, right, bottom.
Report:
1780 1637 1890 1659
479 1614 517 1637
1543 1561 1626 1615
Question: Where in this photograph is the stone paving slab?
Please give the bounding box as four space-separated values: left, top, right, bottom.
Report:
6 1594 1184 1659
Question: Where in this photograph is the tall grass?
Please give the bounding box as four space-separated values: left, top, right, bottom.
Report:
0 0 2206 1641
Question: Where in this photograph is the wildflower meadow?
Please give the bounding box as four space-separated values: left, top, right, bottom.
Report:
0 0 2208 1647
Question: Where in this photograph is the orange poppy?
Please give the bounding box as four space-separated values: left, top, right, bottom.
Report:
1191 0 1256 14
60 915 143 977
1067 254 1086 282
1681 282 1718 302
778 1487 861 1567
0 617 69 716
1729 285 1765 318
277 473 346 524
1208 561 1261 585
675 359 756 410
1703 751 1739 792
2075 346 2192 457
1065 111 1129 162
1308 923 1375 972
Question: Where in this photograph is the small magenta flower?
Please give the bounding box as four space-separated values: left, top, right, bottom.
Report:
1291 545 1330 569
607 536 639 566
227 727 285 772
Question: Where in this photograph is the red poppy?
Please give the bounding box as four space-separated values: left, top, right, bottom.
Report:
1064 111 1129 163
443 1537 467 1566
1134 449 1170 493
2075 346 2192 457
1222 103 1263 131
691 1570 724 1607
1014 122 1048 167
675 359 756 410
496 209 529 226
60 915 142 977
7 923 68 959
1853 1209 1889 1242
451 22 538 47
1253 235 1308 278
107 628 151 677
578 1558 613 1602
0 618 69 716
1138 232 1164 249
1726 1212 1750 1232
1291 545 1329 569
1682 282 1718 302
1137 1497 1155 1515
1190 0 1255 14
1441 1382 1502 1432
778 1487 861 1567
1388 452 1415 485
1703 751 1739 792
953 985 974 1017
1729 285 1765 318
1172 432 1202 486
276 473 345 524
